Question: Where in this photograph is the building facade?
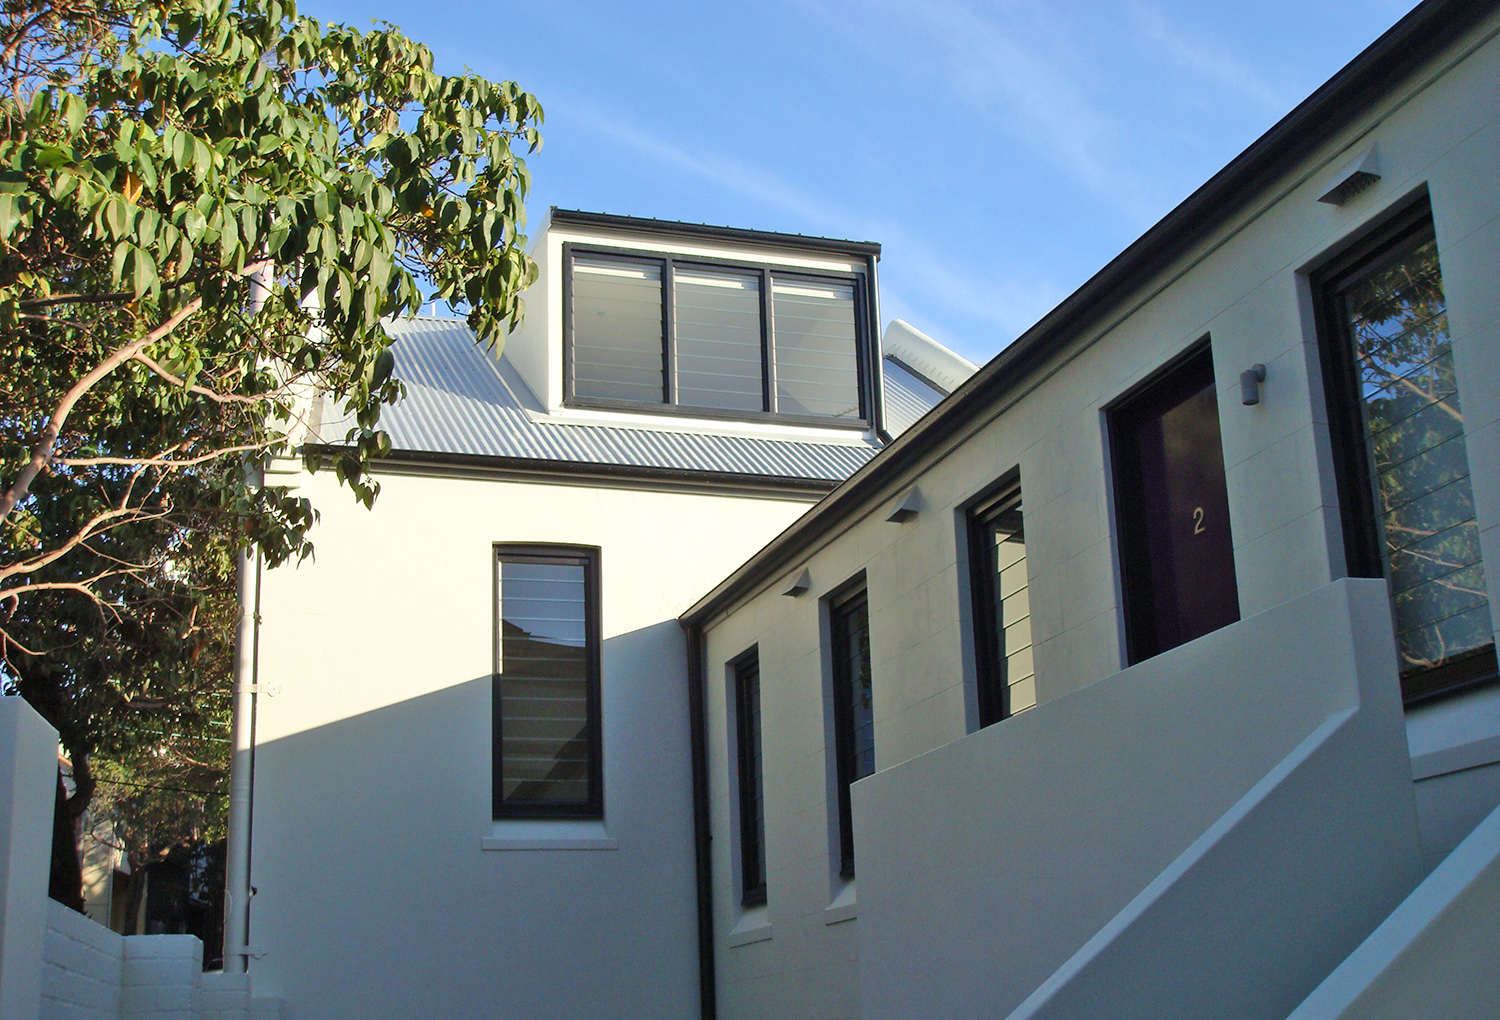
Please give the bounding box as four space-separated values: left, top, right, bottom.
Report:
681 2 1500 1017
237 212 959 1018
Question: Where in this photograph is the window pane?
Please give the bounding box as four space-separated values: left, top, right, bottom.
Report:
832 588 872 877
735 654 767 905
497 558 590 806
973 489 1034 726
1339 237 1492 678
675 269 764 412
572 257 664 403
772 279 861 418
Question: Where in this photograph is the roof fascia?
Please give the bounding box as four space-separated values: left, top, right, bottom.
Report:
548 208 882 259
326 446 839 501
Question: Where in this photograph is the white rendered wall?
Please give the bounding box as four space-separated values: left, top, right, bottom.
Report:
698 15 1500 1019
0 696 58 1020
248 468 815 1020
852 580 1422 1020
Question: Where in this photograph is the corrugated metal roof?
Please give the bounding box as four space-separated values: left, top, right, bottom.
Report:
342 317 942 483
882 358 948 436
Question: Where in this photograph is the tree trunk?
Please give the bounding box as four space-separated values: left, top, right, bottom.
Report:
48 768 84 911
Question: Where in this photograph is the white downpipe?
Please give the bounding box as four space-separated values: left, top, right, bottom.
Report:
223 541 260 973
225 264 273 973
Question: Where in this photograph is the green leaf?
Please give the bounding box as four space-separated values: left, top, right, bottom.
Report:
0 193 19 240
132 249 159 297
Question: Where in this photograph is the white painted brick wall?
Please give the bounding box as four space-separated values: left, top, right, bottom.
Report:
42 900 123 1020
36 901 280 1020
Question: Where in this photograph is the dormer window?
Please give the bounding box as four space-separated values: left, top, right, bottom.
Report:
564 245 871 425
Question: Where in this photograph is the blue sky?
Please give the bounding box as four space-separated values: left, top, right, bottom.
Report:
304 0 1420 365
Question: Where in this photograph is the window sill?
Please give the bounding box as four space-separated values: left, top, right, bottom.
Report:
825 880 857 926
727 907 772 948
1411 735 1500 781
481 819 618 851
1408 681 1500 781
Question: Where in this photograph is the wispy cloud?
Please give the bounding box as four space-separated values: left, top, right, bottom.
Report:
793 0 1163 223
1129 3 1289 113
557 95 1060 355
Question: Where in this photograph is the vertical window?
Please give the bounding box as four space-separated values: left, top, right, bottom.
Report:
830 584 873 878
732 649 767 907
675 268 764 413
1109 344 1240 664
968 479 1035 726
564 247 869 423
492 546 602 818
570 258 665 404
1316 201 1496 702
772 278 862 419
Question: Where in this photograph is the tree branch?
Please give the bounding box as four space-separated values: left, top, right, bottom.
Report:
130 353 274 406
0 297 202 523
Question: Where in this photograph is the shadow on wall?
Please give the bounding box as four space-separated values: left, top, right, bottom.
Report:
243 619 701 1020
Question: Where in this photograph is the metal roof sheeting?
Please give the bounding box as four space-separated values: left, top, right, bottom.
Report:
882 358 949 437
359 317 943 483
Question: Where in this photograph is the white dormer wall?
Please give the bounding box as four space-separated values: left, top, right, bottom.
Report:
501 211 877 438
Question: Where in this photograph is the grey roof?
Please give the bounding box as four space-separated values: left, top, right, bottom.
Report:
882 358 948 436
353 317 943 484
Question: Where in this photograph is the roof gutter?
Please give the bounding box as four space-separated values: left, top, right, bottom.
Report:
550 207 882 259
308 445 845 501
679 0 1499 630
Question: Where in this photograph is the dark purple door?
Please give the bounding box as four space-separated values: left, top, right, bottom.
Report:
1111 347 1240 662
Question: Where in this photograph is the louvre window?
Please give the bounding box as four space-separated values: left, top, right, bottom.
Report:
772 279 861 419
571 258 665 404
968 480 1035 726
492 546 602 818
676 269 764 412
1316 200 1496 703
830 583 873 879
733 649 767 907
565 247 868 424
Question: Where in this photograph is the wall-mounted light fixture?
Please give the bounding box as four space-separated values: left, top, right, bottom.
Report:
1317 145 1380 205
1241 364 1267 406
781 567 812 597
887 487 922 523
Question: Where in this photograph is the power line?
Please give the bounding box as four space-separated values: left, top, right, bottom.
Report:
92 776 224 798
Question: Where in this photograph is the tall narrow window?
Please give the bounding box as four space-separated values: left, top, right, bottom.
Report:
1317 202 1496 702
772 278 861 419
675 268 764 413
1110 345 1240 664
493 546 602 818
968 479 1035 726
732 649 767 907
570 258 665 404
830 583 873 879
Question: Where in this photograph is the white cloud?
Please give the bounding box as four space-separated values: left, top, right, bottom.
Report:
556 95 1059 356
1129 3 1289 113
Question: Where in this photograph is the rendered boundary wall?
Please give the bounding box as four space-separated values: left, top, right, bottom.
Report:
1 697 282 1020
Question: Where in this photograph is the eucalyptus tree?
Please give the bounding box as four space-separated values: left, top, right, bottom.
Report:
0 0 541 906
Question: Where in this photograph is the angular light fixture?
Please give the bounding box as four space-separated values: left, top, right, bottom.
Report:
1318 145 1380 205
887 487 922 523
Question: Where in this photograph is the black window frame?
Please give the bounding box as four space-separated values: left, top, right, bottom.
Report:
1312 197 1498 705
562 242 875 428
491 543 604 820
967 472 1026 728
730 646 767 908
828 576 872 880
1107 340 1241 665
